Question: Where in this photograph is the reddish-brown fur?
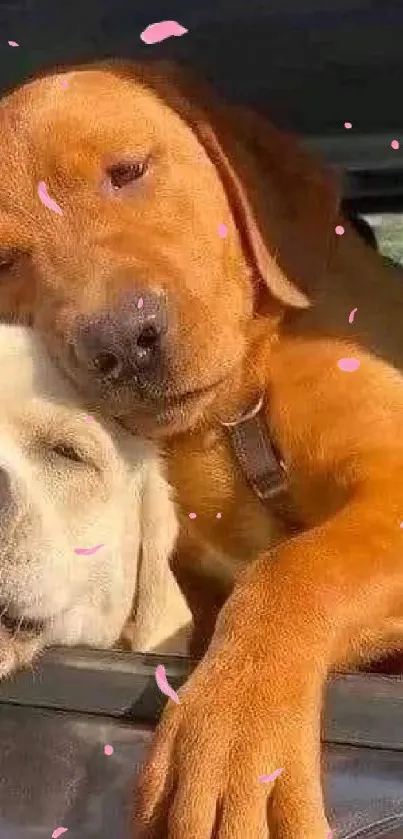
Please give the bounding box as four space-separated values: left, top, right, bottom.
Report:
0 60 403 837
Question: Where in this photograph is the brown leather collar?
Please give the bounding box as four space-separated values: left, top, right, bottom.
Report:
221 395 302 532
221 394 288 501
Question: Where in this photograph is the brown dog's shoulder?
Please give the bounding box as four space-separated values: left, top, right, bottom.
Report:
264 334 403 524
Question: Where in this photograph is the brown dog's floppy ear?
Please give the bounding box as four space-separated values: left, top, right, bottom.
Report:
114 59 341 310
226 108 342 307
202 106 341 310
181 107 314 310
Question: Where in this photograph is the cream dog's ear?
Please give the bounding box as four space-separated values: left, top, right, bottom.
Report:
122 455 192 655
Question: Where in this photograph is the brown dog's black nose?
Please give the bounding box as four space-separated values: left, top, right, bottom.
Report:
74 292 167 384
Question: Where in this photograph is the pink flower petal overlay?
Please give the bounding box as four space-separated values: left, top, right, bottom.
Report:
218 223 228 238
104 744 114 756
74 544 104 556
37 181 63 216
258 767 284 783
140 21 188 45
8 41 19 47
155 664 180 704
52 829 68 839
337 357 360 372
348 307 357 323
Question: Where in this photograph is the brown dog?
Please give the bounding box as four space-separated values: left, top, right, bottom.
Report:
1 60 403 838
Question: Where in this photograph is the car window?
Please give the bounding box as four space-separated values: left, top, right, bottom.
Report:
363 213 403 266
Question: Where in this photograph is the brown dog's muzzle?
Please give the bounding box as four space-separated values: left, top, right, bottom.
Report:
73 291 168 391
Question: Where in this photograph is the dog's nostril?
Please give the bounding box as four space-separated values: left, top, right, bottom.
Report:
137 324 160 350
134 322 162 369
75 294 167 382
92 350 121 376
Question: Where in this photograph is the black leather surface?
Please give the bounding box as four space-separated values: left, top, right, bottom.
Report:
0 705 403 839
0 653 403 838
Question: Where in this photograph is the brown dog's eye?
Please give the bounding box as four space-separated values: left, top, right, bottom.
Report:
0 248 19 271
107 160 149 190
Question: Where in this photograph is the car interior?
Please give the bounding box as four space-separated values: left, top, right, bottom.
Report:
0 1 403 837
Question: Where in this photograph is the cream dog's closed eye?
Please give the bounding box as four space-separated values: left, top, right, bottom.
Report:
0 323 191 678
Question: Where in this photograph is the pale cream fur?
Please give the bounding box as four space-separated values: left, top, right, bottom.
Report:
0 324 191 677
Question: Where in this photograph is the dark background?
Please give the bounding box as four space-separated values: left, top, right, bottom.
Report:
0 0 402 137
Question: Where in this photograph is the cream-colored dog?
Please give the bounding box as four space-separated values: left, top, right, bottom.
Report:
0 323 191 678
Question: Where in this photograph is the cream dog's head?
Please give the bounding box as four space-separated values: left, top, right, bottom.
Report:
0 323 190 678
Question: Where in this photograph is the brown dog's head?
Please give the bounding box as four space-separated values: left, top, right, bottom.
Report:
0 60 339 437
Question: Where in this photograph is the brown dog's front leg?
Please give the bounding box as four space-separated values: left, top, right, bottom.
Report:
134 475 403 839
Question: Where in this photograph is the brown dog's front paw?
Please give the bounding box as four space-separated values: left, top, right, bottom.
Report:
132 650 330 839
